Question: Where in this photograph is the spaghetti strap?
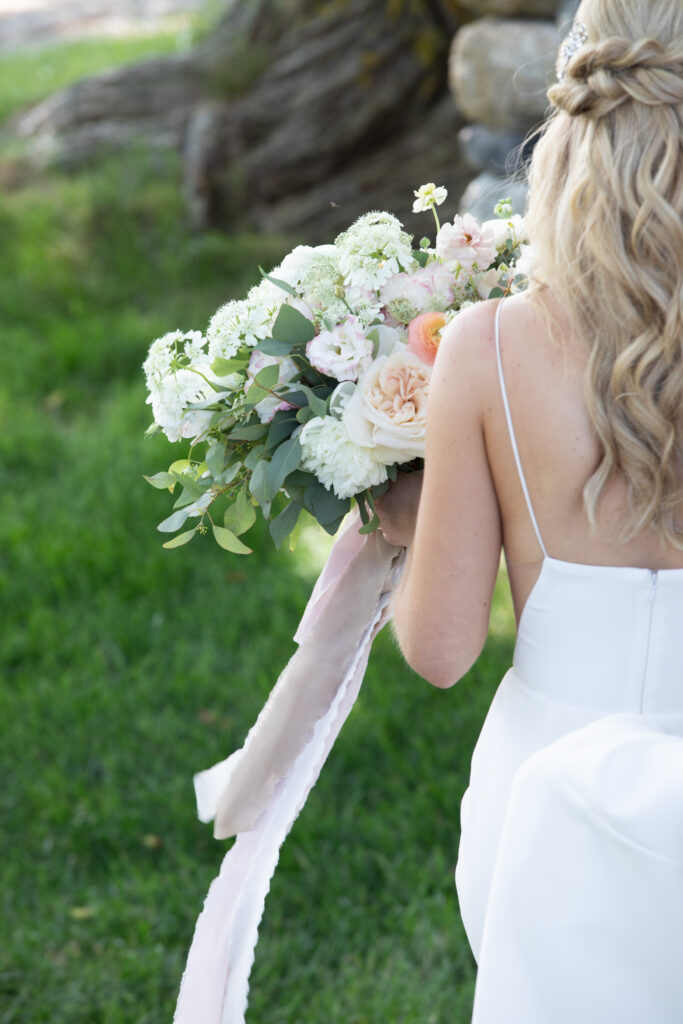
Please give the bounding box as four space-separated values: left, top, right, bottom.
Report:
494 300 548 559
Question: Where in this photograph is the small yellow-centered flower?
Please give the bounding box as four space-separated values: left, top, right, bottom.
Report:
413 183 448 214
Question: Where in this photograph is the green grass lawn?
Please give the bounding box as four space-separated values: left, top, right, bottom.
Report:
0 33 515 1024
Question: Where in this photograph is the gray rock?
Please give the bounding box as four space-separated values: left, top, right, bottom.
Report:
457 123 528 174
556 0 581 29
456 0 559 15
449 17 560 131
459 171 529 221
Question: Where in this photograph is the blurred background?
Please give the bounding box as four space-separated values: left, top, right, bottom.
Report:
1 1 576 1021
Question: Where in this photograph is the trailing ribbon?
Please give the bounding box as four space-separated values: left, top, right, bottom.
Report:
173 512 405 1024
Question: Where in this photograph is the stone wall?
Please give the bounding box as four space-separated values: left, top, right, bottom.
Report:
448 0 581 217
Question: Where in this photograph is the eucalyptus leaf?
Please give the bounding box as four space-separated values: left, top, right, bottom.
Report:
170 472 206 498
229 422 269 442
220 461 242 485
285 469 318 488
488 286 505 299
157 507 192 533
249 459 270 506
269 500 302 550
265 411 298 452
173 486 201 510
211 522 252 555
143 471 176 491
297 384 328 418
244 444 266 471
271 304 316 346
264 437 302 501
162 529 196 549
224 489 256 535
259 267 297 297
307 483 350 525
205 444 226 478
169 459 192 475
211 356 245 376
288 512 303 552
320 511 348 536
244 363 280 406
257 337 297 356
296 406 316 424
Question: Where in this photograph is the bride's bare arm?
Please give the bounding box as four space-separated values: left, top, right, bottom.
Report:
386 302 503 688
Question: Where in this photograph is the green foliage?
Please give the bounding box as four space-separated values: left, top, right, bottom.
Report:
0 32 190 124
0 31 516 1024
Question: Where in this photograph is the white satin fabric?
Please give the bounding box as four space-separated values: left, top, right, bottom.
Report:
455 300 683 1021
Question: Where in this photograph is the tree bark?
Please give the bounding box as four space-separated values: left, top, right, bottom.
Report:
17 0 472 238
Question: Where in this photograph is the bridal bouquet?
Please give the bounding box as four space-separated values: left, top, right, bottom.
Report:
143 189 530 554
146 189 530 1024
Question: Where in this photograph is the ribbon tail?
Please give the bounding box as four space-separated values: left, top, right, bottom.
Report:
173 519 405 1024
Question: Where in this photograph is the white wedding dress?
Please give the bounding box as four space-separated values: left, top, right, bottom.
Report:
455 301 683 1023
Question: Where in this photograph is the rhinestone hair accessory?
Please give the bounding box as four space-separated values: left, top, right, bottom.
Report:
557 20 588 81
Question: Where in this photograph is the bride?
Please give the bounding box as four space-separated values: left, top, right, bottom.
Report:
377 0 683 1020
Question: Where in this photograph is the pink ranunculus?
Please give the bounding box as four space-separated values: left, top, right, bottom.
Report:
435 213 498 275
407 311 446 367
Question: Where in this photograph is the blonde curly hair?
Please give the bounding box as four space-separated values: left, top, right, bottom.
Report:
525 0 683 546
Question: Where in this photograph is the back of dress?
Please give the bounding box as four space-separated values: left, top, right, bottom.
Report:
455 300 683 1023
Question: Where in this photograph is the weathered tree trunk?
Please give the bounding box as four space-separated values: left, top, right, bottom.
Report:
17 0 472 239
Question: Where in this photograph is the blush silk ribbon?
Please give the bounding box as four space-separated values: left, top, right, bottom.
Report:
172 511 406 1024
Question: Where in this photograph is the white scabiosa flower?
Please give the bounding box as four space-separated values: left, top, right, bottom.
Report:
306 316 374 382
207 298 272 361
299 415 389 499
335 211 416 291
343 284 383 327
412 182 448 214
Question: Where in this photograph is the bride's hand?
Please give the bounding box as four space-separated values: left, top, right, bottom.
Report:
374 469 424 548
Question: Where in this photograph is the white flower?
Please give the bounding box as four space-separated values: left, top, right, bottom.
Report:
474 267 504 299
143 329 205 388
299 415 389 499
343 284 383 327
435 213 498 275
412 183 448 213
306 316 374 382
246 350 299 423
276 245 338 288
335 211 416 291
342 348 431 463
247 277 286 331
207 299 272 360
380 262 456 324
143 330 216 442
483 214 529 251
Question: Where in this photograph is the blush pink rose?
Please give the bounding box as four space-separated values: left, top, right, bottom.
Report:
435 213 498 274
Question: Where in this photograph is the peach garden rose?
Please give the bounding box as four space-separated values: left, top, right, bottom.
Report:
341 346 431 463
